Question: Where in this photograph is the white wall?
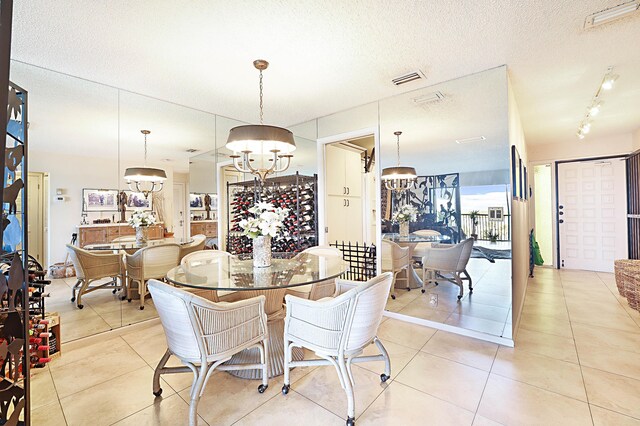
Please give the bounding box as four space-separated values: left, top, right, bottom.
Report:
528 132 634 163
30 150 175 265
508 75 530 341
634 128 640 151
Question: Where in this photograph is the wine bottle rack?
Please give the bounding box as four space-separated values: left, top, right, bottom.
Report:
226 173 318 255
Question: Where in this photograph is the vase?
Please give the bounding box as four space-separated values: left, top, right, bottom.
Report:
135 226 149 245
253 235 272 268
399 221 410 237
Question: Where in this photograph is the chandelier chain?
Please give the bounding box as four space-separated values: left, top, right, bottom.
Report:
259 69 264 125
144 132 148 164
396 134 400 166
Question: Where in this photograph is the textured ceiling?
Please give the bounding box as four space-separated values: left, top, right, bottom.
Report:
10 0 640 147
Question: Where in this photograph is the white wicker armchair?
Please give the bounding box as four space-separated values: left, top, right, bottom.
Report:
179 234 207 262
282 272 394 426
381 240 410 299
422 238 474 300
180 250 238 302
124 243 181 309
66 244 123 309
411 229 442 259
148 280 269 426
286 245 343 300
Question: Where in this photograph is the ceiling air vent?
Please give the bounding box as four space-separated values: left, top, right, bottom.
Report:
413 91 445 104
185 148 199 153
584 0 640 28
392 70 426 86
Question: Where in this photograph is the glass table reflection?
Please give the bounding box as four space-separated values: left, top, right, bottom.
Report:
85 237 194 252
166 252 349 378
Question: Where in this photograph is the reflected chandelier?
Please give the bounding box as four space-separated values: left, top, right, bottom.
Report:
124 130 167 198
382 131 417 192
225 59 296 182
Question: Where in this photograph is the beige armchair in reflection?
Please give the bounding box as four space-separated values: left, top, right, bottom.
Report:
411 229 442 259
179 234 206 262
286 245 343 300
66 244 123 309
421 238 474 300
180 250 237 302
124 244 181 310
381 239 410 299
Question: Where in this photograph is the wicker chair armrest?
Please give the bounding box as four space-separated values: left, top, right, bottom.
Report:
333 278 359 297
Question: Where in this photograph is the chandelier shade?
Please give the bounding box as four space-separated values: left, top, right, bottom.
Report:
381 131 417 192
226 124 296 154
124 130 166 198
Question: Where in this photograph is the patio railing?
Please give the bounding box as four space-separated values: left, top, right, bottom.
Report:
460 213 511 241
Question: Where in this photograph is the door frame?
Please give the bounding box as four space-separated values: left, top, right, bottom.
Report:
555 154 628 270
27 171 46 266
317 127 381 275
172 182 187 240
529 160 557 268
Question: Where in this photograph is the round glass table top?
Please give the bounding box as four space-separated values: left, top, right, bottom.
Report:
383 233 451 243
85 237 194 251
166 252 349 291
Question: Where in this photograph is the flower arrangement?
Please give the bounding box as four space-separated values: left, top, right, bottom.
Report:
391 204 419 223
239 202 289 239
128 211 157 228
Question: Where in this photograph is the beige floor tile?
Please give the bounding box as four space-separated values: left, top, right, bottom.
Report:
30 368 59 410
235 391 343 425
51 337 147 397
570 309 640 333
376 318 436 349
576 342 640 382
455 302 510 323
445 313 506 336
513 328 578 363
491 347 587 401
583 367 640 419
463 292 512 308
359 381 475 426
356 338 418 377
566 298 630 318
526 280 564 295
31 400 67 426
60 367 175 426
293 365 388 418
518 313 573 338
60 313 113 343
472 414 504 426
572 322 640 354
395 352 488 412
421 330 498 371
398 299 454 323
520 302 569 321
591 405 640 425
113 393 209 426
477 374 592 425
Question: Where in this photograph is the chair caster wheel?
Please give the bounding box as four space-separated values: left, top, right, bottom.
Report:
407 288 411 291
71 297 76 302
77 304 84 309
112 289 117 294
380 373 390 383
435 282 439 286
457 295 462 300
258 384 268 393
140 306 145 310
119 295 126 301
346 416 355 426
391 295 396 300
153 388 163 397
421 289 425 293
282 384 290 395
127 299 132 303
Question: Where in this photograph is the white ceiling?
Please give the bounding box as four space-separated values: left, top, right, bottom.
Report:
10 0 640 148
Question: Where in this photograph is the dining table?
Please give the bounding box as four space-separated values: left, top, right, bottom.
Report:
165 252 349 379
383 233 450 289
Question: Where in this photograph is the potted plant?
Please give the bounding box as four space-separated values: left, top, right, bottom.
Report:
469 210 479 241
238 202 289 267
128 211 157 244
392 204 419 237
486 229 499 244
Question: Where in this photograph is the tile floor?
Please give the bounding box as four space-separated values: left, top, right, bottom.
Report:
387 258 512 337
32 267 640 425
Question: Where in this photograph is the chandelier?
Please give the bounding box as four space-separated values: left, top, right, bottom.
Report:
124 130 167 198
382 131 417 192
225 59 296 182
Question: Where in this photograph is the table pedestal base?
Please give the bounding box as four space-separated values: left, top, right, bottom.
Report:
224 318 304 379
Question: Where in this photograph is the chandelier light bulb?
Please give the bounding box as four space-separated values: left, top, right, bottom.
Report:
576 130 585 140
581 122 591 134
601 74 618 90
589 102 602 116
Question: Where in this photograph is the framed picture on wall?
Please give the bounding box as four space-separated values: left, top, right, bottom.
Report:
523 166 528 200
124 190 152 210
488 207 504 221
82 189 119 212
207 193 218 211
519 158 524 199
511 146 521 200
190 193 204 210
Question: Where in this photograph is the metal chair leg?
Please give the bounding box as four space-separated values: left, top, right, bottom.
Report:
153 349 171 396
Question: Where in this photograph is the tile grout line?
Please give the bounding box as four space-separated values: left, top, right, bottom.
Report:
471 341 500 424
41 366 71 426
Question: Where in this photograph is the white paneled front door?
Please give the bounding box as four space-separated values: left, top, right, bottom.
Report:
558 158 627 272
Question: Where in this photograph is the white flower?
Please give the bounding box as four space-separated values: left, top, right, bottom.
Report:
238 202 287 239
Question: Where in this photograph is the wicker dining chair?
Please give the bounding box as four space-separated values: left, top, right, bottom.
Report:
179 234 207 262
286 246 343 300
282 272 394 426
124 243 181 310
148 280 269 426
421 238 474 300
66 244 123 309
411 229 442 259
381 240 410 299
180 250 238 302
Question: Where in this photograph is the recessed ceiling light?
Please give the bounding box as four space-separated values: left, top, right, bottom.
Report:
455 136 486 144
412 91 445 104
392 70 426 86
584 0 640 28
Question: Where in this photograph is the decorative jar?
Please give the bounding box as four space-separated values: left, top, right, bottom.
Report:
136 226 149 244
399 221 410 237
253 235 272 268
